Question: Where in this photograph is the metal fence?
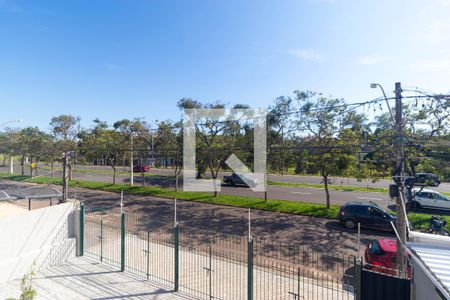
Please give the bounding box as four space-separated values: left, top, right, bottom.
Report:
81 204 355 300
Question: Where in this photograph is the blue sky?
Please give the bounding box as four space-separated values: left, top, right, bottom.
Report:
1 0 449 131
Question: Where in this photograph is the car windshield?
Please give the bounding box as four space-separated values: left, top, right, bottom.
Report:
369 241 385 255
369 207 385 218
434 193 448 201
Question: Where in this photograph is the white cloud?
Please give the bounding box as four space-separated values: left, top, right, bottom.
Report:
422 21 450 44
357 56 393 65
436 0 450 5
410 58 450 73
289 48 324 62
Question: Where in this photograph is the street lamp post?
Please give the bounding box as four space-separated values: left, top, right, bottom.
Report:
0 119 22 174
370 83 407 275
370 83 395 124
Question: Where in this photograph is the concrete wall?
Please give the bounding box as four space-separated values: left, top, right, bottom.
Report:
0 202 77 284
411 261 444 300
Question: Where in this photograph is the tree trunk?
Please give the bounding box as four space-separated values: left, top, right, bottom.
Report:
29 157 33 177
51 162 54 178
213 171 219 197
111 165 116 185
175 175 179 192
323 174 330 208
21 155 25 176
68 163 72 181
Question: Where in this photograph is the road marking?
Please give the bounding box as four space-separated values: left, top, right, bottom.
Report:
357 196 383 201
290 191 312 195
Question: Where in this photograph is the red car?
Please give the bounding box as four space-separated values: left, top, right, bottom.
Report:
365 238 410 277
133 165 151 172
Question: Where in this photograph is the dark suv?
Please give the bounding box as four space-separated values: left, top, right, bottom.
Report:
339 202 396 231
405 173 441 187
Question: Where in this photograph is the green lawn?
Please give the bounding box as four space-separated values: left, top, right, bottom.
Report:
0 173 340 218
37 166 450 197
1 172 448 231
268 180 388 193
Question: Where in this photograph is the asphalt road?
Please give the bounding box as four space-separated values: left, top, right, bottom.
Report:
0 180 392 258
0 165 393 209
2 164 448 209
35 163 450 193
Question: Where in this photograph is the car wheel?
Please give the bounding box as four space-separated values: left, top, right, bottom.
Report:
412 201 421 210
344 219 357 229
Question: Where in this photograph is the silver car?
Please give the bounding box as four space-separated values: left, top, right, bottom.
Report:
409 188 450 210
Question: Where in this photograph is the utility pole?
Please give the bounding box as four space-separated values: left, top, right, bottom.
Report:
61 152 69 203
394 82 407 274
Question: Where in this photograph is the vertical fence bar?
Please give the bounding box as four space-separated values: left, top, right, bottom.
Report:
121 212 126 272
248 238 254 300
100 220 103 262
146 231 150 279
174 224 179 292
79 203 85 256
208 246 212 299
354 256 361 300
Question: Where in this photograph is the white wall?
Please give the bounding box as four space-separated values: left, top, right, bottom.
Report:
0 202 77 284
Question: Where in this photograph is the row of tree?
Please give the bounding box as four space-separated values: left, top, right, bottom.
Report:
0 90 448 207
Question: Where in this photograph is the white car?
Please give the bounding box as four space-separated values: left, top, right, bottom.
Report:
409 188 450 210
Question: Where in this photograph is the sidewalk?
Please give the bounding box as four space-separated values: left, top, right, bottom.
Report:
0 257 192 300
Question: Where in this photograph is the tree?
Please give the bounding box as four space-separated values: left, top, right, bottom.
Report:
267 96 295 174
154 120 183 191
50 114 81 180
177 98 249 197
113 118 149 186
78 120 124 184
50 114 80 150
293 91 361 208
16 127 51 176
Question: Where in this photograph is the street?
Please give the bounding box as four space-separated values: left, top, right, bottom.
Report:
0 164 396 209
3 164 449 209
54 164 450 193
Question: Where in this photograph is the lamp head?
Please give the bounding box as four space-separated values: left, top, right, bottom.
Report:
370 83 378 89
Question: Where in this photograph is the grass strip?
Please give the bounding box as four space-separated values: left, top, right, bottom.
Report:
0 173 339 219
268 180 388 193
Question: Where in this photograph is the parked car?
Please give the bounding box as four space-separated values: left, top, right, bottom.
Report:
365 239 397 274
223 172 258 188
405 173 441 187
133 165 151 172
339 202 396 231
408 188 450 210
364 238 411 276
